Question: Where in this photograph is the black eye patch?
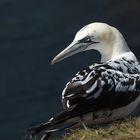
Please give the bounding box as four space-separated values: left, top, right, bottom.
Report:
79 36 92 43
83 36 92 43
79 36 99 44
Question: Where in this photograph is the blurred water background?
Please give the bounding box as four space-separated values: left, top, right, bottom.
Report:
0 0 140 139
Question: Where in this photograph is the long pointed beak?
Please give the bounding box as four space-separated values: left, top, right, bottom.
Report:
51 42 87 65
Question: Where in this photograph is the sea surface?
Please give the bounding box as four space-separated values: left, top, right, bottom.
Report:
0 0 140 139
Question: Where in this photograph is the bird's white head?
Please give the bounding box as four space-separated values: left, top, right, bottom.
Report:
52 22 130 64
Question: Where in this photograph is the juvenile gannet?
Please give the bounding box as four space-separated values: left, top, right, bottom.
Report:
26 23 140 140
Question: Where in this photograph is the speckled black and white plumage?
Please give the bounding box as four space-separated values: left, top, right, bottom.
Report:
62 56 140 110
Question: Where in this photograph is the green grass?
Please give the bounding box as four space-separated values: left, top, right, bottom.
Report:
62 117 140 140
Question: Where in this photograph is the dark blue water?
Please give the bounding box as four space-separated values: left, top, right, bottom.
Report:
1 0 140 139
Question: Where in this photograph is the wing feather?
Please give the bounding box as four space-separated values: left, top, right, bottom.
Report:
62 62 140 110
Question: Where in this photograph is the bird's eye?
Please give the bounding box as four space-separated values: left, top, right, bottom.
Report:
79 36 95 43
83 36 92 43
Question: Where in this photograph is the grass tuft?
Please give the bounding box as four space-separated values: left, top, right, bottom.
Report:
62 117 140 140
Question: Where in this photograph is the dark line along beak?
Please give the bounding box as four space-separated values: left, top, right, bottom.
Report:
51 42 87 65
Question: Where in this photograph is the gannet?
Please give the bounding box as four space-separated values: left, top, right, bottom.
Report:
26 23 140 140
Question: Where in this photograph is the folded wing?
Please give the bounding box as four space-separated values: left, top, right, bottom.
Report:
62 64 140 111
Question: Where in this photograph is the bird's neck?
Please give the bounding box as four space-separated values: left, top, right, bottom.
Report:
111 29 131 60
101 28 132 62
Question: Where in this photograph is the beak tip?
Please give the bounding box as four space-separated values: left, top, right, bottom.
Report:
51 60 55 65
51 57 57 65
51 42 75 65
